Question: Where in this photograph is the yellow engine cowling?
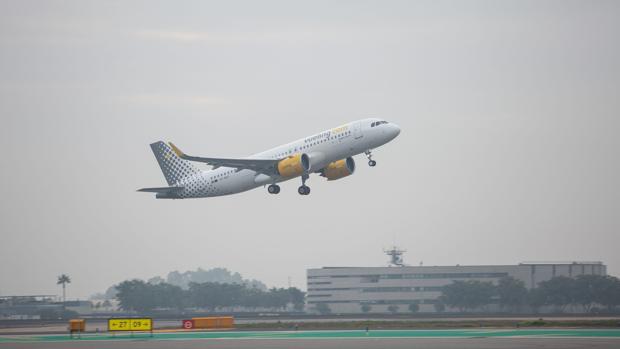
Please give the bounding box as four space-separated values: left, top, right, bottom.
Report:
277 154 308 177
320 157 355 181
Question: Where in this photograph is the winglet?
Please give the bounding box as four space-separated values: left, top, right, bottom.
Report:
168 142 185 158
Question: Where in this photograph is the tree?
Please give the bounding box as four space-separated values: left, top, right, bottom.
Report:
153 282 186 310
287 287 306 312
361 304 372 313
265 288 292 310
536 276 576 312
147 276 165 285
166 268 267 291
116 279 153 312
387 305 399 314
116 280 186 313
527 287 546 313
188 282 228 311
187 282 304 312
597 276 620 311
112 278 305 313
57 274 71 304
408 303 419 313
434 301 446 313
497 276 528 312
315 303 331 315
103 286 118 300
440 280 496 312
574 275 605 313
240 287 264 310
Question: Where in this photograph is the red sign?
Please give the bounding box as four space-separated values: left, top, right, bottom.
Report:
182 320 194 329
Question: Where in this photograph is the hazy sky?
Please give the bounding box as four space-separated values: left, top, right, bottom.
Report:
1 0 619 300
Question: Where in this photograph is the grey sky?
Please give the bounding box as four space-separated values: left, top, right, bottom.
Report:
1 0 618 300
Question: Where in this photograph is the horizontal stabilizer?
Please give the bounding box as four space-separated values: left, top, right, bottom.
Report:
137 186 184 193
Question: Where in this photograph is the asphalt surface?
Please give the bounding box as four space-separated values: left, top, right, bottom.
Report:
1 329 620 348
1 338 620 349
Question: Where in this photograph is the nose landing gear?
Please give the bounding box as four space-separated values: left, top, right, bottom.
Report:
365 150 377 167
298 186 310 195
298 173 311 195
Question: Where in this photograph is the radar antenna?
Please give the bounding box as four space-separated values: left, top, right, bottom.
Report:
384 246 406 266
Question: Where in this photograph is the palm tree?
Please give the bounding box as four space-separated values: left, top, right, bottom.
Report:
57 274 71 305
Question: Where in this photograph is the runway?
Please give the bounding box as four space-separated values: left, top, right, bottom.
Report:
1 329 620 348
1 338 620 349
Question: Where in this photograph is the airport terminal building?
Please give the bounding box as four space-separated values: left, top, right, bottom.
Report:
306 261 606 314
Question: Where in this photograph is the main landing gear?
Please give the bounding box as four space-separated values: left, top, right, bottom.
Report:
365 150 377 167
298 173 311 195
267 184 280 194
268 175 311 195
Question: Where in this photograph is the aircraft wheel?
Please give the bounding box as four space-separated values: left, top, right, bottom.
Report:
268 184 280 194
368 160 377 167
298 185 310 195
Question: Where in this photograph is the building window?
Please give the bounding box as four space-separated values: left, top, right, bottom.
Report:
322 272 509 280
360 276 380 283
308 288 354 291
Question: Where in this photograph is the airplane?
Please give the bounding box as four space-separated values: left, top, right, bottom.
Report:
138 118 400 198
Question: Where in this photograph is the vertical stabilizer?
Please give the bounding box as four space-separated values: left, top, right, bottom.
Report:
150 141 201 185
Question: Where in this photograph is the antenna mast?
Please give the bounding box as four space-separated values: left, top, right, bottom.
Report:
384 246 406 267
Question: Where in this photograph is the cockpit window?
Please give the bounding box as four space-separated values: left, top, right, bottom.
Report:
372 120 388 127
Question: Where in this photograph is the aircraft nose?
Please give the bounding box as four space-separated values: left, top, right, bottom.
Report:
388 123 401 139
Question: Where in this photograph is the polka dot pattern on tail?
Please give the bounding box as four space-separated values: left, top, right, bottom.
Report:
150 141 202 186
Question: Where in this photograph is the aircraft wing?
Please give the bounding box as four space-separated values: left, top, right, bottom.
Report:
169 142 280 175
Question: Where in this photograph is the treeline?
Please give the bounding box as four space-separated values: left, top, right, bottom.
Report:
115 280 305 313
440 275 620 313
150 267 267 291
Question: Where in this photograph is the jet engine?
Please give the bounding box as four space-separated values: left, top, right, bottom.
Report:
302 152 326 172
320 157 355 181
277 154 307 177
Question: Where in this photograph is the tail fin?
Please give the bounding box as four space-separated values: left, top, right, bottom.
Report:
150 141 201 185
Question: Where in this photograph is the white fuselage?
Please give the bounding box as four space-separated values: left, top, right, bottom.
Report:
176 118 400 198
